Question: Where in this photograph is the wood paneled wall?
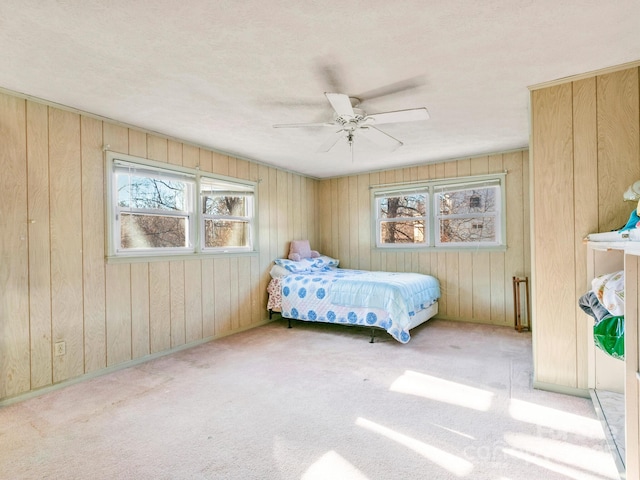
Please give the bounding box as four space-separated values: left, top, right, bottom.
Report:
0 92 319 402
531 66 640 391
317 150 531 326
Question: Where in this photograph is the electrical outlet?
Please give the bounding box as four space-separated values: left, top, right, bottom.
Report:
54 341 66 357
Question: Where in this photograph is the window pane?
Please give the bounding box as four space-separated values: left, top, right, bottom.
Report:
204 219 249 248
118 175 187 211
380 220 425 244
203 195 247 216
439 217 496 243
121 213 187 249
379 194 426 219
438 187 496 216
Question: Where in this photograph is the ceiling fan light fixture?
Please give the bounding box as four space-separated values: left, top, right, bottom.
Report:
273 86 429 153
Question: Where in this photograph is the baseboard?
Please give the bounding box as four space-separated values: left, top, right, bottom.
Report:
533 380 590 399
0 318 274 408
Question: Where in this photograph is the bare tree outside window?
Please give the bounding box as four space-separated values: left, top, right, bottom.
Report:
118 175 189 249
108 155 256 257
437 187 497 243
379 194 426 244
202 194 249 248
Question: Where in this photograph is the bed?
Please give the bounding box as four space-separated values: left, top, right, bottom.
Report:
267 255 440 343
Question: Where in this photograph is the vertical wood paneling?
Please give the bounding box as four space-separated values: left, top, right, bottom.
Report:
488 154 506 324
182 144 199 169
277 170 289 257
147 135 168 162
292 175 301 241
228 156 237 179
369 172 382 272
214 258 231 335
1 91 320 403
212 151 229 176
338 177 350 267
103 123 132 368
257 164 271 315
314 151 529 326
105 264 132 366
127 129 149 360
348 175 359 267
199 149 213 173
250 255 261 326
330 178 339 259
318 179 331 254
128 130 147 157
49 108 84 383
531 65 640 399
26 101 52 388
149 262 171 353
503 151 525 327
201 259 215 337
170 261 186 348
248 161 261 322
597 69 640 232
573 77 598 388
0 94 30 397
130 264 150 359
229 257 239 330
80 115 107 372
357 174 371 270
531 83 577 387
168 140 183 166
238 257 251 329
184 260 203 343
269 168 279 261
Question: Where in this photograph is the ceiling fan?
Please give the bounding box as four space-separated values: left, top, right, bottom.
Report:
273 92 430 153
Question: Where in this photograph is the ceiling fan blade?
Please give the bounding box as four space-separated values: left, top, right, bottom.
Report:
355 75 426 103
359 126 403 151
366 107 429 125
325 93 355 117
273 121 335 128
317 131 343 152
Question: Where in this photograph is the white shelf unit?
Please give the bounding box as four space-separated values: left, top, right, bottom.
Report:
587 241 640 479
586 243 625 393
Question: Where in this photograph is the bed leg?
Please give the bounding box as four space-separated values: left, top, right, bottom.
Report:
269 309 273 320
370 329 375 343
288 319 292 329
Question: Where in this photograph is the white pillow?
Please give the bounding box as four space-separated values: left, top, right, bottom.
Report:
269 264 290 279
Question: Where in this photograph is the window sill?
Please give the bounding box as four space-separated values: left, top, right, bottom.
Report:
105 250 258 264
375 245 508 253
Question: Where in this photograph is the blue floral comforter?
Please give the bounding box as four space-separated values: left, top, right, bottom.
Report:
280 268 440 343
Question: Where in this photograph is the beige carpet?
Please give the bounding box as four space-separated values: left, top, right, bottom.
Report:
0 319 620 480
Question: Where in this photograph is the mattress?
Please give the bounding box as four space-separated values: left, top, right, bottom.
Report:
279 268 440 343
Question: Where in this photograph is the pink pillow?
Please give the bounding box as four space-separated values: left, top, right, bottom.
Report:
288 240 320 261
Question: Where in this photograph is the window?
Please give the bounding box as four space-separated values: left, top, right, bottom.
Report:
376 189 428 247
373 173 505 250
106 152 256 258
434 179 502 247
201 178 254 252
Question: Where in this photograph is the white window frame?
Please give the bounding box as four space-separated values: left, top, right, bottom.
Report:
200 178 255 253
433 178 503 248
374 188 429 249
106 152 257 260
372 173 506 251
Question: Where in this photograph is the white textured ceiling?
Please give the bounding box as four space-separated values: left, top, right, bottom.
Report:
1 1 639 178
